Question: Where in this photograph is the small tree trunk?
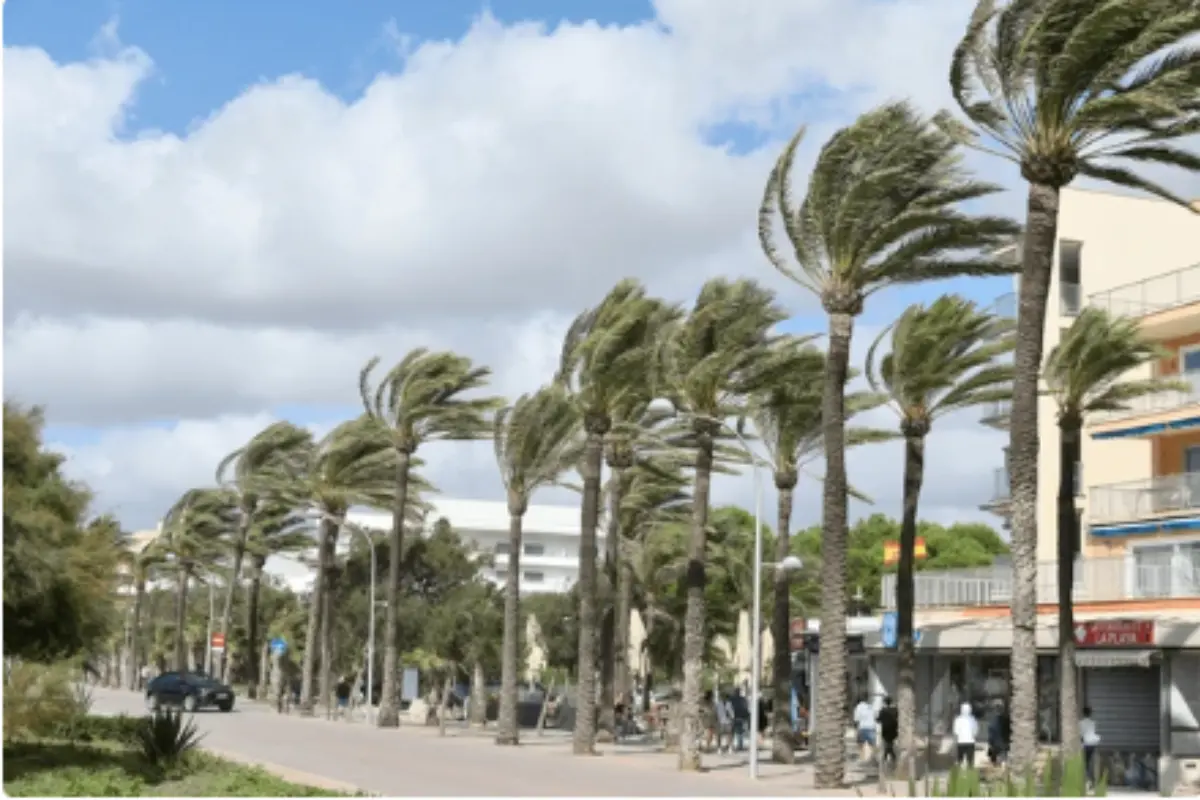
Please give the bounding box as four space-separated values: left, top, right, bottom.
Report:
215 512 251 682
271 650 284 713
173 567 190 671
497 507 524 745
318 522 341 719
597 468 624 743
897 430 928 779
438 672 454 737
378 451 412 728
678 431 714 772
536 677 556 735
615 553 634 705
572 428 605 756
1008 181 1061 774
258 640 270 701
245 555 265 698
299 526 328 716
772 479 797 764
469 661 487 727
1058 420 1082 759
127 577 146 690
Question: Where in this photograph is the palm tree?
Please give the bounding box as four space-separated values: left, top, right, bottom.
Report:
747 344 892 764
492 385 583 746
940 1 1200 770
864 295 1015 775
1043 307 1185 756
759 102 1018 787
161 488 237 671
656 278 799 771
213 422 311 682
558 279 671 755
360 350 501 728
122 538 167 689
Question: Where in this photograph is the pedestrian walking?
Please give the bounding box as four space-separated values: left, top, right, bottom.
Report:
877 696 899 770
853 696 877 761
730 687 750 752
987 702 1011 765
952 703 978 768
335 675 351 717
1080 706 1101 785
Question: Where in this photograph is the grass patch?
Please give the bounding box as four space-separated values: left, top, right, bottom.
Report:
3 738 351 797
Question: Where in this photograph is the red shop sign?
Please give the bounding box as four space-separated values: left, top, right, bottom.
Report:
1073 619 1154 648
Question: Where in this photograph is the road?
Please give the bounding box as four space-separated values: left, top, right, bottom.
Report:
90 688 886 796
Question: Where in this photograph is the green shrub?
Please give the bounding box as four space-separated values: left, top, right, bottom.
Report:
915 755 1105 797
4 764 148 797
55 714 149 745
3 662 92 740
137 709 204 769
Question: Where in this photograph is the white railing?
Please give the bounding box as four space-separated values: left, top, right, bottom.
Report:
1060 281 1082 316
1088 371 1200 425
880 554 1199 610
980 400 1011 425
1089 471 1200 525
1089 262 1200 318
993 467 1010 502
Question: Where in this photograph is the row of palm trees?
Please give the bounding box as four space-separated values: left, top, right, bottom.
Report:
757 0 1198 786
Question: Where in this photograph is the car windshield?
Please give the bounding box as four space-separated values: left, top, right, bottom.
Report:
186 675 222 688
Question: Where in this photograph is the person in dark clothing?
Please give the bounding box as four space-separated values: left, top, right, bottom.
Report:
988 703 1011 765
729 688 751 752
877 696 899 769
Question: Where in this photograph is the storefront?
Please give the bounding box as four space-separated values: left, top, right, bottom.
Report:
789 616 880 732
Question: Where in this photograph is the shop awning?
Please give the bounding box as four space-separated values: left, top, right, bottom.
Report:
1074 649 1158 668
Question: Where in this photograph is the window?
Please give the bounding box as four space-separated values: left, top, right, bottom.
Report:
523 543 545 557
1182 346 1200 374
1133 545 1174 598
1059 240 1082 315
523 571 545 583
494 543 510 554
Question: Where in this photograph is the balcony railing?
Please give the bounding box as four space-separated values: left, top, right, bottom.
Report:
1089 471 1200 525
1089 371 1200 425
880 554 1200 609
980 399 1011 426
993 467 1010 502
1060 281 1082 316
991 292 1016 320
1089 261 1200 318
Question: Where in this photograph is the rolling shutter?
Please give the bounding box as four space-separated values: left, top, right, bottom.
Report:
1085 666 1161 752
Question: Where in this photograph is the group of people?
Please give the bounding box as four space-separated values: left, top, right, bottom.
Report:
703 685 777 754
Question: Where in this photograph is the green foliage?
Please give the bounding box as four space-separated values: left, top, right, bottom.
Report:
524 590 579 675
55 714 148 746
3 404 123 661
137 709 204 769
3 661 93 740
422 579 505 677
913 755 1104 797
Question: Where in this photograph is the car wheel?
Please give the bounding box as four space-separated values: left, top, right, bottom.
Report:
218 702 233 712
182 694 198 712
146 694 160 712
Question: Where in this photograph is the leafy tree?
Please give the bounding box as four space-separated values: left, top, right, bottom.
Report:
865 294 1014 774
360 349 501 727
120 538 167 688
213 421 312 682
3 404 123 662
758 102 1018 787
492 385 582 745
423 580 504 728
748 343 892 763
1043 307 1184 755
655 279 796 771
524 591 580 678
558 279 666 755
940 0 1200 771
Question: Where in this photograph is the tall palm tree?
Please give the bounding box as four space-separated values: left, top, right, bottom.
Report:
558 279 671 755
656 278 799 771
161 488 237 671
864 295 1015 776
213 422 311 682
492 385 583 746
747 344 892 764
1043 307 1185 756
940 0 1200 770
759 102 1018 787
122 538 167 689
360 350 501 728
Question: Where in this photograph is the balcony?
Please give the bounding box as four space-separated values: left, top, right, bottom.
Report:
980 399 1011 429
1087 372 1200 436
991 292 1015 320
1089 472 1200 529
879 553 1200 610
1089 262 1200 339
1060 281 1082 316
979 467 1011 516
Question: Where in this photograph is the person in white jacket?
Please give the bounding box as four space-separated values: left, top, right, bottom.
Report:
1079 707 1101 784
952 703 979 768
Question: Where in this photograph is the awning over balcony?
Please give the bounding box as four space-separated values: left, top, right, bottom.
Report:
1074 649 1158 669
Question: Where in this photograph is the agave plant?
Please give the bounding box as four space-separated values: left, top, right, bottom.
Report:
138 708 205 770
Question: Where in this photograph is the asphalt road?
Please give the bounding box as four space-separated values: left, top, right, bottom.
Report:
89 688 887 796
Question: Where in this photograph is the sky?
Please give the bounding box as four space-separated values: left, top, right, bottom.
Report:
6 0 1195 547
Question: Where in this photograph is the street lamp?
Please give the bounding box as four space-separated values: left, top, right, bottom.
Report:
648 398 791 779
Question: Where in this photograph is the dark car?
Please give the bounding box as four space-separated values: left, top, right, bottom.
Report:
145 671 235 713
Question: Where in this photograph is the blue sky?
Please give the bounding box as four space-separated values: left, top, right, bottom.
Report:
9 0 1020 528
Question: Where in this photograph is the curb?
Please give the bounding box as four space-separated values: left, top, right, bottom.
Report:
205 747 367 795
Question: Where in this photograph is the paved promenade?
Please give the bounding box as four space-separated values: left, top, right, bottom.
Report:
91 688 895 796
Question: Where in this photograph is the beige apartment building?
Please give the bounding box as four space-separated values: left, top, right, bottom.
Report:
875 187 1200 794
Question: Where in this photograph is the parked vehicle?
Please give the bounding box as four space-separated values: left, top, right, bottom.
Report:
145 671 235 712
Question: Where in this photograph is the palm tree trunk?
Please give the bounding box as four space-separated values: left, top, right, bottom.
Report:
1009 182 1060 774
319 521 341 719
215 514 251 682
128 577 146 690
573 429 604 756
678 433 714 772
897 431 926 779
615 543 634 707
173 567 190 671
378 451 412 728
259 640 270 701
642 612 655 713
299 522 329 716
470 660 487 727
771 479 797 764
814 309 854 789
245 554 265 699
1058 421 1081 759
597 470 624 743
497 508 524 746
438 671 455 737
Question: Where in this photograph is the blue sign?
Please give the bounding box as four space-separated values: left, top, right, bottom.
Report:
881 612 921 648
270 637 287 656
